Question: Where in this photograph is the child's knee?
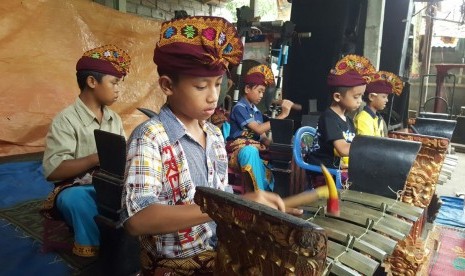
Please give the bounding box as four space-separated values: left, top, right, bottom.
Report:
238 145 259 158
57 186 97 212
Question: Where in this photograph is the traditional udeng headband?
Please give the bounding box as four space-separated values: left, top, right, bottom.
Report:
327 55 376 87
153 16 244 77
76 45 130 78
366 71 404 95
244 64 274 86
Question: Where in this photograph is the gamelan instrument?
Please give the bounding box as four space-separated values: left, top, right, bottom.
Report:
194 135 429 275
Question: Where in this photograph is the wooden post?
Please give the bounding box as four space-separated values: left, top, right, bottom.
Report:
115 0 126 12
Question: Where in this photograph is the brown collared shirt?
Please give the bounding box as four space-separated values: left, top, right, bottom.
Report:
42 97 125 179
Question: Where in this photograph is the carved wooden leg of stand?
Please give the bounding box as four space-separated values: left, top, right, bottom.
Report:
385 215 429 276
384 236 428 276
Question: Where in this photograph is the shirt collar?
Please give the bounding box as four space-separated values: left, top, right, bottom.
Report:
363 105 379 119
159 105 186 143
74 97 113 127
239 97 260 113
160 105 221 144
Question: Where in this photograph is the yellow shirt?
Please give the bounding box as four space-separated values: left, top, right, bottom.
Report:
43 97 125 178
354 107 386 137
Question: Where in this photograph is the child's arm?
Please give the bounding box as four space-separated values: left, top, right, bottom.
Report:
47 154 99 181
322 112 353 157
275 99 293 119
259 134 271 147
43 118 99 181
246 121 271 135
124 190 290 236
124 203 210 236
245 100 294 135
333 139 351 157
123 131 206 236
123 126 296 236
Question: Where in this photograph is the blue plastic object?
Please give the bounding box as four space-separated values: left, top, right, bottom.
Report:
292 126 342 189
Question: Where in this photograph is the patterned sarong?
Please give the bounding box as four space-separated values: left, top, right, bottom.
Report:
226 138 273 191
142 249 216 276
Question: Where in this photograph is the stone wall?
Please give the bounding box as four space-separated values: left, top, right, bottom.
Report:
94 0 227 21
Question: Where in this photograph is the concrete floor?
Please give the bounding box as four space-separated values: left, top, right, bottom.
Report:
421 149 464 238
435 151 465 198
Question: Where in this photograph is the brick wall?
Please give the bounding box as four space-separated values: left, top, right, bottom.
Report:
94 0 228 21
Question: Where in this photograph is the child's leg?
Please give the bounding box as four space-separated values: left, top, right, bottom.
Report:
56 185 99 257
237 145 274 191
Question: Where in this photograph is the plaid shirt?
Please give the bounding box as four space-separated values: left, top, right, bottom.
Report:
122 106 229 259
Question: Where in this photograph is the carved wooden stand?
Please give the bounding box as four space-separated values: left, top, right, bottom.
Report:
194 187 327 275
389 132 449 209
386 132 449 276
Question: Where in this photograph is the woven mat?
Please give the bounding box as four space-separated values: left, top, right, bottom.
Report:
422 224 465 275
0 199 97 273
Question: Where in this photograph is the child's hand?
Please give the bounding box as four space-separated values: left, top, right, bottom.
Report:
242 191 304 216
285 207 304 216
260 136 272 147
242 191 286 212
281 99 294 111
278 99 294 118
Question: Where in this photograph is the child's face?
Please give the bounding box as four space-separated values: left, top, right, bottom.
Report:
167 74 223 122
339 84 365 111
245 84 266 105
369 93 389 111
93 75 121 106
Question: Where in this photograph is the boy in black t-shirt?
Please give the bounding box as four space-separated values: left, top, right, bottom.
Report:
306 55 375 187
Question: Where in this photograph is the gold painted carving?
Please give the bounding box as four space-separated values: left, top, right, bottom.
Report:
389 132 449 208
385 235 428 276
194 188 327 275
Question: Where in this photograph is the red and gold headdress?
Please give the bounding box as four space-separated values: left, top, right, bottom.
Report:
327 55 376 87
154 16 244 77
244 64 274 86
366 71 404 96
76 45 130 78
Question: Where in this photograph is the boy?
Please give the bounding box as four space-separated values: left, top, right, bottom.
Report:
121 16 298 275
308 55 375 172
42 45 130 257
354 71 403 137
227 64 293 191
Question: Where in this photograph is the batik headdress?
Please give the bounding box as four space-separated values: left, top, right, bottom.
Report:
76 45 130 78
244 64 274 86
153 16 244 77
327 54 376 87
366 71 404 96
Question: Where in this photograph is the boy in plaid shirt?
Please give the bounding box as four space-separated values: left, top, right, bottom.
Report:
121 16 301 275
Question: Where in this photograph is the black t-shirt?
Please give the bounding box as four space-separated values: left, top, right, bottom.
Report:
307 108 356 169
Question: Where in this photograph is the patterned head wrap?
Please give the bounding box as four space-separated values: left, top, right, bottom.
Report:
327 55 376 87
244 64 274 87
366 71 404 96
154 16 244 77
76 45 130 78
